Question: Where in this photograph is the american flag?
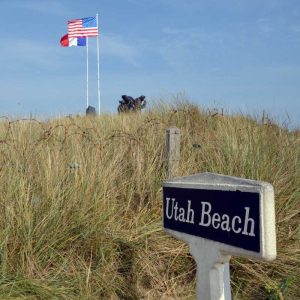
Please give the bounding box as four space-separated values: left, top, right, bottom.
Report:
68 16 98 38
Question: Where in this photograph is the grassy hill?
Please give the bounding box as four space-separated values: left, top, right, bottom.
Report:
0 102 299 299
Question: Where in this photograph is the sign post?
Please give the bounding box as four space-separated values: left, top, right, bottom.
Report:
163 172 277 300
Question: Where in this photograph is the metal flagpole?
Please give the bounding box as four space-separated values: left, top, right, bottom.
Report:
96 13 100 115
86 37 89 108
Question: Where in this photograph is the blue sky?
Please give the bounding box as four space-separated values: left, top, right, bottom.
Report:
1 0 300 126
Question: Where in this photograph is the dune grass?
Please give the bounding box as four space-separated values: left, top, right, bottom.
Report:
0 102 299 299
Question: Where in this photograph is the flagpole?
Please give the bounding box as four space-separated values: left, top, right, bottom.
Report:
96 13 100 115
86 37 89 108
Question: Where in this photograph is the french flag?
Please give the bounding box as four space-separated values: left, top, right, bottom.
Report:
60 34 86 47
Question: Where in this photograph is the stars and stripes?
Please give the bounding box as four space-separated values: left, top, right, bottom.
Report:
68 17 98 38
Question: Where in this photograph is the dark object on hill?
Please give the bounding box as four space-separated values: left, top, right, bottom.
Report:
118 95 147 113
86 105 96 116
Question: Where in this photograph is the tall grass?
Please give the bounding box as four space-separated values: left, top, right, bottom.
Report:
0 102 299 299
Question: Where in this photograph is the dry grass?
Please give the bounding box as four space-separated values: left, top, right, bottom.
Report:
0 102 298 299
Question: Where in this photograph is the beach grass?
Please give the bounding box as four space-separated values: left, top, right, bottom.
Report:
0 102 299 299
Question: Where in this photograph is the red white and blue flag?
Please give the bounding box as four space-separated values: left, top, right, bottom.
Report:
60 34 86 47
68 16 98 38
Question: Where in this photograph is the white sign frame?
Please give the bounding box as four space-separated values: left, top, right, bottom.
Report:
163 172 277 300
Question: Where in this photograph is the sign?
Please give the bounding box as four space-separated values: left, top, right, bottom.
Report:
163 172 277 300
164 187 260 252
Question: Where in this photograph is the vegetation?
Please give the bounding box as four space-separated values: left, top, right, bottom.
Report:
0 101 299 299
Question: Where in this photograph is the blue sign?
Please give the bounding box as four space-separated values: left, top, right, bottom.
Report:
163 187 260 252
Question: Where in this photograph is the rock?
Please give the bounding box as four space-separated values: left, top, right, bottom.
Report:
86 106 96 116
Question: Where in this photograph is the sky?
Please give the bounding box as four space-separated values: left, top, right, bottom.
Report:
1 0 300 126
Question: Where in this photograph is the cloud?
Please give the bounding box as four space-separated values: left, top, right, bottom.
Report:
127 0 204 11
157 27 229 70
1 38 66 72
162 27 185 35
256 18 273 34
290 25 300 33
10 0 70 16
101 34 141 66
1 34 143 74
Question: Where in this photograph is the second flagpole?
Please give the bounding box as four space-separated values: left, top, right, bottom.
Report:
86 37 89 109
96 13 100 115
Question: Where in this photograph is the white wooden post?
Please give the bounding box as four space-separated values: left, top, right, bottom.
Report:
166 127 180 178
190 238 231 300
